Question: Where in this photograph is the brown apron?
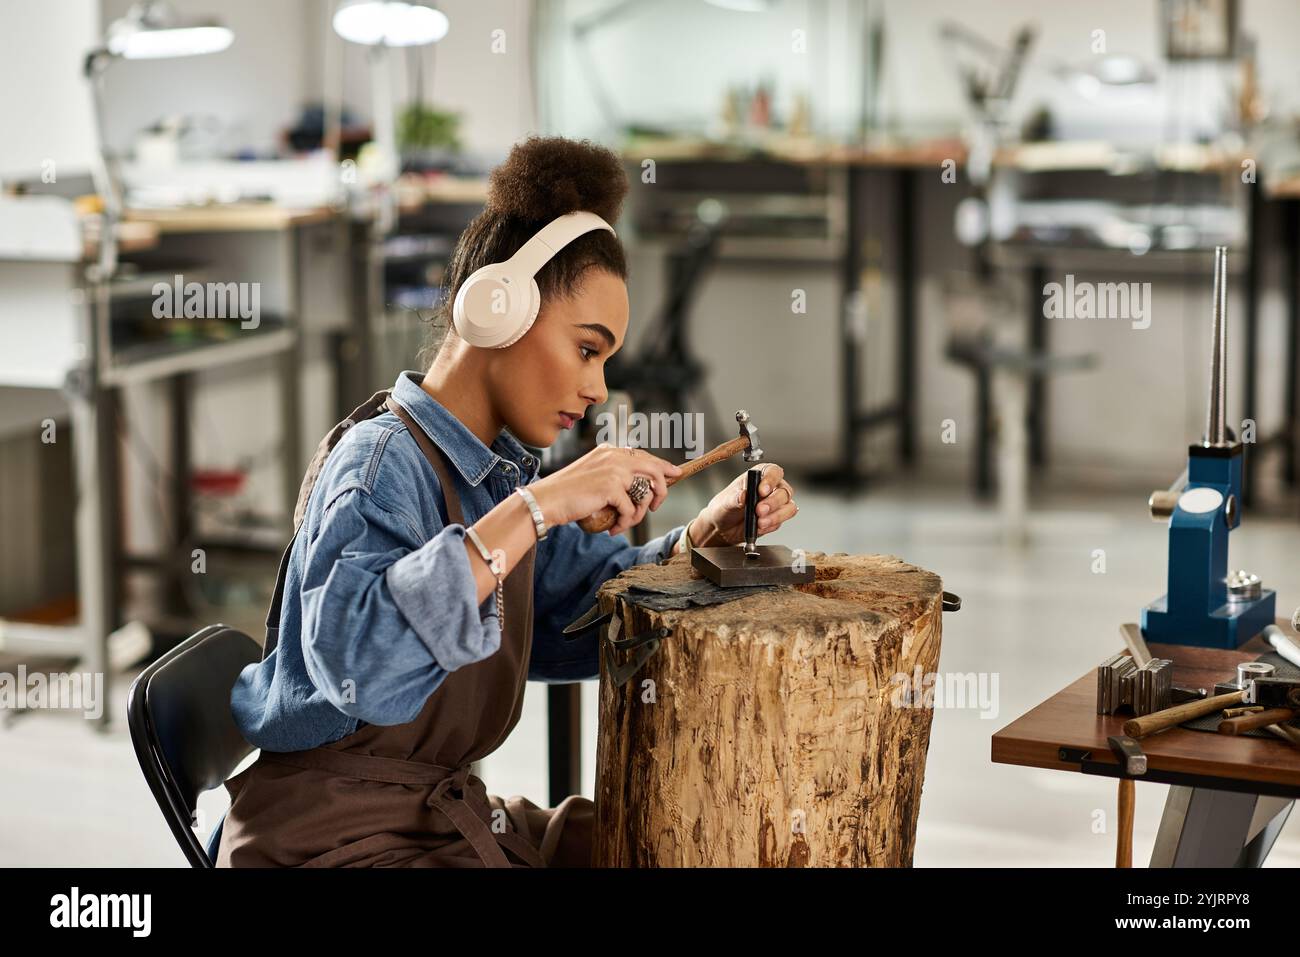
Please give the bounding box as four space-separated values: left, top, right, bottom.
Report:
216 390 593 868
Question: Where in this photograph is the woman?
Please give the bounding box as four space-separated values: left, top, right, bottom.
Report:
213 136 800 867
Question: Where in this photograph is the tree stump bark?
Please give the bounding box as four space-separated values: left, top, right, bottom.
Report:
593 551 944 867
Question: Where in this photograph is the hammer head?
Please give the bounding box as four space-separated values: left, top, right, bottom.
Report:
1107 735 1147 777
736 410 763 462
1244 676 1300 709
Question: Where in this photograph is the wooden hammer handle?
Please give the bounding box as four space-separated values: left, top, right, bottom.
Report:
671 435 753 484
576 435 754 534
1218 707 1297 735
1116 779 1134 868
1123 691 1243 738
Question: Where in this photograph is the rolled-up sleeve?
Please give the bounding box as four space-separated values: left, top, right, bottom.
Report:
299 487 501 726
529 520 686 682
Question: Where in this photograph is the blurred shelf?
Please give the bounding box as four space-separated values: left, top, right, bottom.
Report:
102 319 295 386
380 233 455 263
0 596 82 657
394 175 489 211
123 203 339 233
80 218 160 259
994 140 1244 175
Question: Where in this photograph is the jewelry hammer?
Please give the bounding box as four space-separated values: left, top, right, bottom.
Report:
577 410 763 534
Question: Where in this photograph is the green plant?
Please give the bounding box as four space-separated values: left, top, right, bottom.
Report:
397 104 461 152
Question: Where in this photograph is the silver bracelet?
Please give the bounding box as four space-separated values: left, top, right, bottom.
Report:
465 526 505 635
514 486 548 541
678 519 696 555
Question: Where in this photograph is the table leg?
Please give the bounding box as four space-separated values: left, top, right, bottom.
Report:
838 165 865 485
72 271 119 731
975 363 993 498
168 373 193 619
547 684 582 805
1284 199 1299 487
1243 180 1262 505
1027 263 1047 468
71 379 117 731
1149 785 1293 867
897 167 917 466
281 227 305 525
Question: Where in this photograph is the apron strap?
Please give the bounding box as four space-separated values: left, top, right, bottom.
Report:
294 390 393 531
262 389 391 659
384 395 466 527
425 779 514 868
263 389 468 658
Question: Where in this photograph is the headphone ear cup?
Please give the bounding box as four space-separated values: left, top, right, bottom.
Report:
493 277 543 349
452 264 529 348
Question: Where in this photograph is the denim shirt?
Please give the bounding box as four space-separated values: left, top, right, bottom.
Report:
230 370 686 754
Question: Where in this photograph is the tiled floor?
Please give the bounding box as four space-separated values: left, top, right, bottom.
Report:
4 476 1298 867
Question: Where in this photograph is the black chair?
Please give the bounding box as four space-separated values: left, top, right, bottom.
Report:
127 624 260 867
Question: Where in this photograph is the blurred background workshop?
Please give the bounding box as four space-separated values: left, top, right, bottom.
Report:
3 0 1300 869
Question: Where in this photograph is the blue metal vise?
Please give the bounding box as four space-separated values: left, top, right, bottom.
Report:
1141 247 1275 649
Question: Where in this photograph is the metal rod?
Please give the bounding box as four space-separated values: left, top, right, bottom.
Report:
1206 245 1229 447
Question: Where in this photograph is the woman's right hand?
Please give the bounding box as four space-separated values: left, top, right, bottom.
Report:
528 444 683 537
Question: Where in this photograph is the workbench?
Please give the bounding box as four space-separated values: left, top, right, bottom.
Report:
0 199 347 727
992 623 1300 867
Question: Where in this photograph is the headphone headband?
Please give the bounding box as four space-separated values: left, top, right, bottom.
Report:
507 210 616 280
451 209 618 349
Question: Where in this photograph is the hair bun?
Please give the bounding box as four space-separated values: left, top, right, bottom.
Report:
485 135 628 225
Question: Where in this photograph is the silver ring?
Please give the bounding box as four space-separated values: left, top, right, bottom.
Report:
627 474 651 504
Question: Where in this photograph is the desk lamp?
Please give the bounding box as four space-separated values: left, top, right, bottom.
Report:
83 1 234 279
332 1 449 235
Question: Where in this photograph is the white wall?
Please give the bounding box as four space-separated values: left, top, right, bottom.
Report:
332 0 538 165
98 0 314 157
94 0 535 165
0 0 101 182
547 0 865 140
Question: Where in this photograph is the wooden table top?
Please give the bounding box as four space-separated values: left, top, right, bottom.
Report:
992 620 1300 797
1266 174 1300 200
123 204 338 233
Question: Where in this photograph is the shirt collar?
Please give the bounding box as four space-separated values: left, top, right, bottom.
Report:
391 371 540 487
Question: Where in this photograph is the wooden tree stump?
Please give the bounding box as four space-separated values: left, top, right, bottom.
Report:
593 551 944 867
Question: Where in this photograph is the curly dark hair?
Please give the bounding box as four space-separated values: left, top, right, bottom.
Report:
420 135 629 363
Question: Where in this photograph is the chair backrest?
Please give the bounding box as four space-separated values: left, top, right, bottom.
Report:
127 624 260 867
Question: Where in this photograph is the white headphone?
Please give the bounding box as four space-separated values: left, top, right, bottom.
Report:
451 210 616 349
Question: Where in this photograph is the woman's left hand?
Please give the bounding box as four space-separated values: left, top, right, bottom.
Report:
686 463 798 547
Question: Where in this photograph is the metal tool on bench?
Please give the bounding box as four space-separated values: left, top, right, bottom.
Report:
1266 623 1300 669
1096 653 1174 716
577 409 763 534
690 463 815 587
1218 674 1300 735
562 601 676 688
1141 247 1276 649
1122 690 1245 738
1211 659 1277 698
1120 670 1300 739
1245 673 1300 708
602 616 673 688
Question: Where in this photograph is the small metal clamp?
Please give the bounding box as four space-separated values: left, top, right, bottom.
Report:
603 615 673 688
